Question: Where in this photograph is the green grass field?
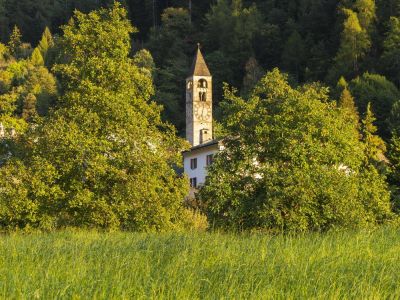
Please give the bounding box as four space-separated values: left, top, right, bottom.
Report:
0 228 399 299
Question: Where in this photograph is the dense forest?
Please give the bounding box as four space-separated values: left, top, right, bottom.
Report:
0 1 399 231
0 0 399 133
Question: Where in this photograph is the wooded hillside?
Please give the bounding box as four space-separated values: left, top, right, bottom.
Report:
1 0 399 133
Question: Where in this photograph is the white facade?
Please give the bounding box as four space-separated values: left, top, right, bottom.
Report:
183 142 220 188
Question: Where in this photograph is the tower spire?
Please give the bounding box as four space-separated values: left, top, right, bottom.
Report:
189 44 211 77
186 45 213 147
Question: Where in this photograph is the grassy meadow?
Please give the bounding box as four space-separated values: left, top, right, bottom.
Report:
0 228 399 299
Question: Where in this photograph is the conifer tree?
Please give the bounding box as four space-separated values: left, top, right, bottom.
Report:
388 100 400 137
30 48 44 66
330 9 371 81
38 27 54 63
8 25 22 56
361 103 386 162
382 17 400 86
333 76 349 99
354 0 376 31
338 87 360 126
242 57 263 96
349 72 400 138
390 134 400 168
147 7 193 133
282 30 306 82
337 76 348 91
388 131 400 212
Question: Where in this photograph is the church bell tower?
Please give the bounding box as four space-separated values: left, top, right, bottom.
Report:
186 44 213 147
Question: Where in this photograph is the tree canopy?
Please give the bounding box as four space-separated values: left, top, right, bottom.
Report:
199 69 392 232
0 3 189 231
0 0 399 232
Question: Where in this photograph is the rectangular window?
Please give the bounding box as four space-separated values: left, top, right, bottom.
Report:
190 158 197 170
190 178 197 188
206 154 214 166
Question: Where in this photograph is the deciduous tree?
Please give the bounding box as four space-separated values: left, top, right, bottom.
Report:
199 69 392 232
0 4 189 231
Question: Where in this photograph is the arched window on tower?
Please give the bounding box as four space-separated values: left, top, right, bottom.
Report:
198 79 208 88
198 79 208 102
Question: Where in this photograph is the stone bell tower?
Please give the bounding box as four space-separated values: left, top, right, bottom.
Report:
186 44 213 147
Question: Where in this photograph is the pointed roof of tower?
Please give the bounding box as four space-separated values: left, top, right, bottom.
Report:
189 43 211 77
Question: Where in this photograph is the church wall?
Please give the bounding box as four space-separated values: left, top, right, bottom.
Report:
183 144 219 187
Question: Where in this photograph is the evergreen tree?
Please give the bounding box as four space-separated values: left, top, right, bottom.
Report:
305 41 331 82
354 0 376 31
147 7 193 133
388 134 400 211
350 72 400 138
388 100 400 137
337 76 349 90
30 48 44 66
333 76 349 99
329 8 371 81
204 0 262 97
361 103 386 162
8 25 22 56
242 57 263 96
338 87 360 126
382 17 400 87
38 27 54 63
24 63 58 116
281 30 306 82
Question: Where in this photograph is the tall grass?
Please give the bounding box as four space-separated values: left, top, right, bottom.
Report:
0 228 399 299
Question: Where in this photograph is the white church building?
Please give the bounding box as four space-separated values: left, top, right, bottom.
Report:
183 45 222 189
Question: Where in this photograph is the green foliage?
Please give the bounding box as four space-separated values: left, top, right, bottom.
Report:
0 49 57 129
349 72 400 138
133 49 155 78
329 8 371 81
241 57 263 96
147 7 193 133
0 3 189 232
388 135 400 212
204 0 263 100
7 25 22 56
338 87 360 126
21 93 37 121
0 0 397 232
30 48 44 66
37 27 54 63
199 69 392 232
388 100 400 136
282 30 306 82
0 0 390 135
23 64 58 116
361 103 386 163
382 17 400 86
354 0 377 31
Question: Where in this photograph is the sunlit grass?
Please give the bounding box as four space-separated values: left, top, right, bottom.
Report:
0 228 399 299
